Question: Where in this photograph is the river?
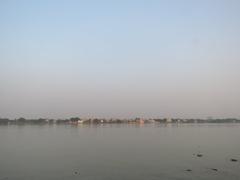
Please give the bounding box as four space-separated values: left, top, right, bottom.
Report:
0 123 239 180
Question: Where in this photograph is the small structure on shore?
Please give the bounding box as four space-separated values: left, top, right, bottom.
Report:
135 118 144 124
77 120 84 124
166 118 172 123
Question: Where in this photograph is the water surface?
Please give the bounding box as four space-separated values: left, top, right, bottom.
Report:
0 124 239 180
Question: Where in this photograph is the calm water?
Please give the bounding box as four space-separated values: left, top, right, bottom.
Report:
0 124 239 180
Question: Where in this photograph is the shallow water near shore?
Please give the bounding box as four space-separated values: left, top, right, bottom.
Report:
0 123 239 180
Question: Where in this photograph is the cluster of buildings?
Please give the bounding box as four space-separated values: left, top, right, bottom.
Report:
52 117 240 124
68 117 171 124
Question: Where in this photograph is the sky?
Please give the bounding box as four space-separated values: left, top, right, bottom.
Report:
0 0 240 119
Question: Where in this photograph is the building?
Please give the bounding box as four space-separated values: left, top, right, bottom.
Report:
166 118 172 123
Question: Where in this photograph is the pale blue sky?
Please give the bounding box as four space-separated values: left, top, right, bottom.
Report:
0 0 240 119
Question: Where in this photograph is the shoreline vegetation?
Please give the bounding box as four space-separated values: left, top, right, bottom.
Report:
0 117 240 125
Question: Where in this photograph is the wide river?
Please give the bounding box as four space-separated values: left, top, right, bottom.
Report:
0 123 239 180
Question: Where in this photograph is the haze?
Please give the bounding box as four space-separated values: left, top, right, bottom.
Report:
0 0 240 119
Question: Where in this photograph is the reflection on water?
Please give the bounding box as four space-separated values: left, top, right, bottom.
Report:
0 124 239 180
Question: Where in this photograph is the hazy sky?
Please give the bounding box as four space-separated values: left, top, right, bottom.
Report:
0 0 240 119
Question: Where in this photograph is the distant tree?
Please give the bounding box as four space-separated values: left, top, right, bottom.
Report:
36 118 46 123
116 119 122 123
92 118 100 124
17 117 26 123
56 119 68 124
70 117 80 122
48 119 54 124
0 118 9 124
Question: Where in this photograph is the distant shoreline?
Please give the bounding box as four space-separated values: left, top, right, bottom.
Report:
1 117 240 125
